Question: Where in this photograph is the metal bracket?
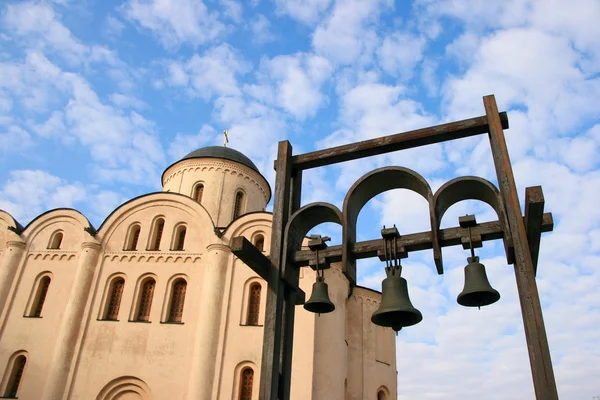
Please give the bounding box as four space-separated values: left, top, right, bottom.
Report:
377 225 407 261
459 215 482 250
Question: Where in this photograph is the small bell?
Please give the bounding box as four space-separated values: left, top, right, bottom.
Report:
457 256 500 308
372 267 422 328
304 276 335 314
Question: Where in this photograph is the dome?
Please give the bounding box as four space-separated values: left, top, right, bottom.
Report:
181 146 259 173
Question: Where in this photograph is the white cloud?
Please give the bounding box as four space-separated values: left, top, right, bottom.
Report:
165 44 248 100
275 0 332 24
312 0 393 65
109 93 147 110
168 124 216 161
249 13 275 45
0 170 84 223
218 0 243 22
377 31 425 80
0 125 33 153
121 0 225 48
103 15 126 38
261 53 333 119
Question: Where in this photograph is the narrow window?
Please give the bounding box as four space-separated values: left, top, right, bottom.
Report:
239 368 253 400
149 218 164 251
48 231 63 249
246 283 261 326
105 278 125 320
173 226 186 251
254 235 264 252
233 191 244 219
126 225 141 251
4 355 26 398
136 278 155 322
378 390 387 400
193 184 204 203
30 276 51 317
167 279 187 323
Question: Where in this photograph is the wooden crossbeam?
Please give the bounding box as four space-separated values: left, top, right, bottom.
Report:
291 212 553 267
288 112 509 171
231 236 305 305
524 186 547 276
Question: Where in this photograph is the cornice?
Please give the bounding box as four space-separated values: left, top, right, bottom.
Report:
206 243 231 252
27 251 78 261
351 286 382 304
6 240 26 249
103 251 203 264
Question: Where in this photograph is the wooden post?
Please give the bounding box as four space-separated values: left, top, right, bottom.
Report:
279 170 302 399
484 95 558 399
260 141 293 400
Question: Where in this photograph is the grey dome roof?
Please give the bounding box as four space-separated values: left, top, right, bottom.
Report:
181 146 259 173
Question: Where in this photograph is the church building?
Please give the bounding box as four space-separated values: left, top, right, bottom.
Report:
0 146 397 399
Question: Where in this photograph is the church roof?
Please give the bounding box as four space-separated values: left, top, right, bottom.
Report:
181 146 259 173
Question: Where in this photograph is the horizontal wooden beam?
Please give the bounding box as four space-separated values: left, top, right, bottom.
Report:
292 212 553 267
524 186 547 276
289 112 509 171
231 236 305 304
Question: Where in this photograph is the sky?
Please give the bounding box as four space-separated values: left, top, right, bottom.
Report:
1 0 599 398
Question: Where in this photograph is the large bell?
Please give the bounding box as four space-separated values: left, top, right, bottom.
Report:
457 256 500 308
371 267 422 328
304 276 335 314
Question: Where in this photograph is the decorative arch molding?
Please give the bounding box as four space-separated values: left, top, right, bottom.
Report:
432 176 514 265
96 376 152 400
342 167 437 282
96 192 216 248
19 208 93 250
103 252 201 264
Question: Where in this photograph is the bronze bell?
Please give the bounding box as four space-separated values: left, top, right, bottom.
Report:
304 276 335 314
372 267 422 328
457 256 500 308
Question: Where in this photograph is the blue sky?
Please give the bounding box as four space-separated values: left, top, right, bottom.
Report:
1 0 600 398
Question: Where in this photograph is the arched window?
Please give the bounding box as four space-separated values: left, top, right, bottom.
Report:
377 387 389 400
167 279 187 323
48 231 63 249
193 183 204 203
125 225 141 251
172 225 187 251
104 278 125 321
148 218 165 251
27 275 51 317
254 235 264 252
136 278 155 322
3 354 26 398
246 283 261 326
233 191 244 220
239 368 253 400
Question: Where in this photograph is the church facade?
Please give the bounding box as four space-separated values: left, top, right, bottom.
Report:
0 147 397 400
